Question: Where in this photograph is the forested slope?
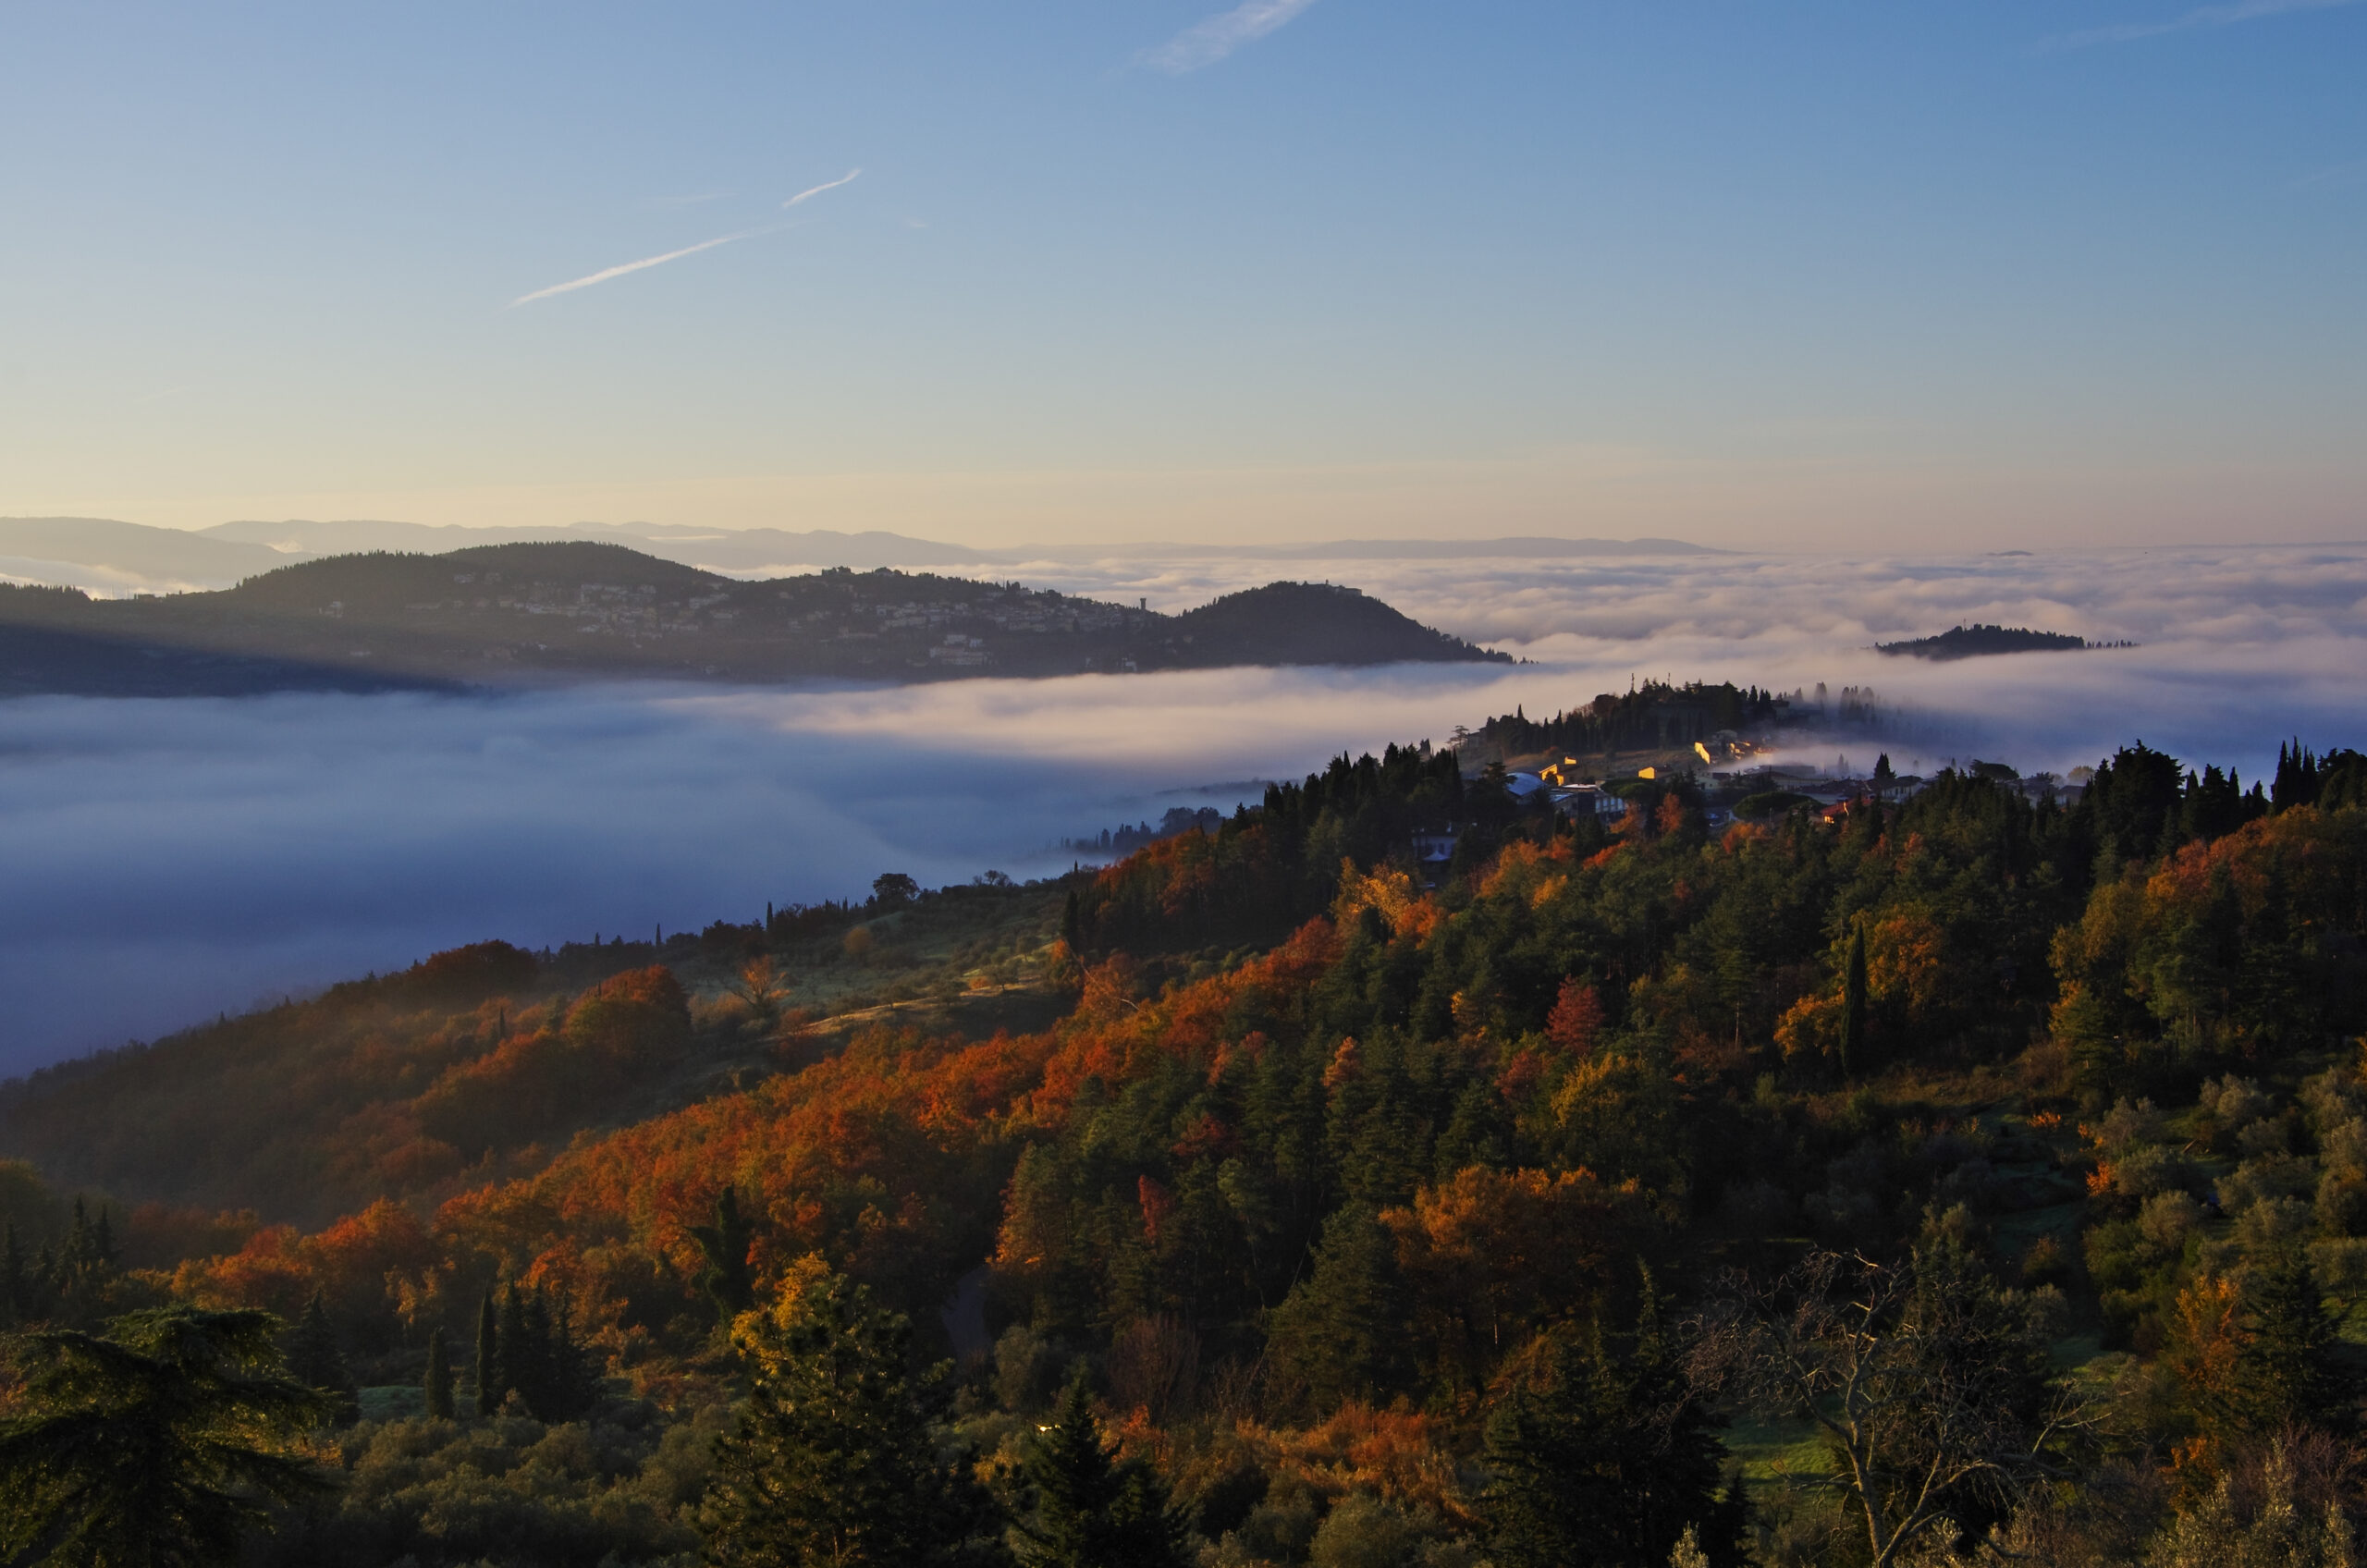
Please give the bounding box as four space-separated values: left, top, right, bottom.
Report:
6 717 2367 1567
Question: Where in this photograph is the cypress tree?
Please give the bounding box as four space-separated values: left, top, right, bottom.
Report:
1838 920 1869 1078
423 1326 455 1420
2 1222 22 1324
1016 1377 1189 1568
473 1287 499 1417
692 1186 758 1320
1061 889 1084 951
495 1284 531 1414
520 1287 554 1415
65 1197 93 1280
543 1291 600 1422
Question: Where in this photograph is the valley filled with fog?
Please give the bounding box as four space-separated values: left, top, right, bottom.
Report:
2 543 2361 1072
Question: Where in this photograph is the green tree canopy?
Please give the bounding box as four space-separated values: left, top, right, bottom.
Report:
1480 1280 1740 1568
1015 1377 1189 1568
699 1265 1006 1568
0 1305 334 1567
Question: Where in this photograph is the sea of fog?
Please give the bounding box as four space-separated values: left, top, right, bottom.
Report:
3 543 2363 1074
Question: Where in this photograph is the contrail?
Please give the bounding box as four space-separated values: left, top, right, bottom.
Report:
784 168 861 208
1142 0 1318 74
510 231 750 307
2042 0 2359 48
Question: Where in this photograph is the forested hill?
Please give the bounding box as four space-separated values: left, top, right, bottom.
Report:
0 542 1505 695
6 720 2367 1565
1876 622 2097 658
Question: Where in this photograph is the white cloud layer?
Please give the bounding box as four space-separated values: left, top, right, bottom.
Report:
3 545 2364 1072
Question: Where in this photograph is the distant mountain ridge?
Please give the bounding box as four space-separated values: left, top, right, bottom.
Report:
0 540 1509 696
0 515 1718 594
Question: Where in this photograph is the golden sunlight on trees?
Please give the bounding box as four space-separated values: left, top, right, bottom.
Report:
0 1307 333 1567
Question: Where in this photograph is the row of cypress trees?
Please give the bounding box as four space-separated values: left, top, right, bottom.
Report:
418 1281 601 1422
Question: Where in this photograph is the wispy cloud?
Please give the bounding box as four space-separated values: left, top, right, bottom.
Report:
512 170 858 305
783 167 861 208
2043 0 2361 50
1140 0 1318 74
510 231 753 307
2292 157 2367 190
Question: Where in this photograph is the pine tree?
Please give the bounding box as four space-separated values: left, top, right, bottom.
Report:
1480 1280 1740 1568
2242 1247 2348 1432
424 1326 455 1420
699 1269 1006 1568
473 1287 499 1417
1838 921 1870 1078
1265 1202 1414 1408
1015 1377 1189 1568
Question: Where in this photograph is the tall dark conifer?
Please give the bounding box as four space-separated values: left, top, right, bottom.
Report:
494 1284 530 1412
1480 1280 1740 1568
424 1326 455 1420
1265 1202 1413 1408
691 1186 758 1319
92 1206 117 1270
700 1269 1005 1567
1838 921 1869 1078
473 1288 499 1417
2242 1247 2348 1432
1015 1377 1188 1568
1 1222 22 1324
282 1290 357 1424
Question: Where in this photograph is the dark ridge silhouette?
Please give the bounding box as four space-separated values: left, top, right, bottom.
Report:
0 542 1502 697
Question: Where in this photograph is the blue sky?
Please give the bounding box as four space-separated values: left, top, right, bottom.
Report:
2 1 2361 547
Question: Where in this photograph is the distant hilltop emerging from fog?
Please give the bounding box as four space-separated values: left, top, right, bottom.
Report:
0 541 1510 698
0 516 1719 595
1876 623 2131 660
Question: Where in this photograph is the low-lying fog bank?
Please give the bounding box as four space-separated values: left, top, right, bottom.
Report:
3 544 2361 1073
